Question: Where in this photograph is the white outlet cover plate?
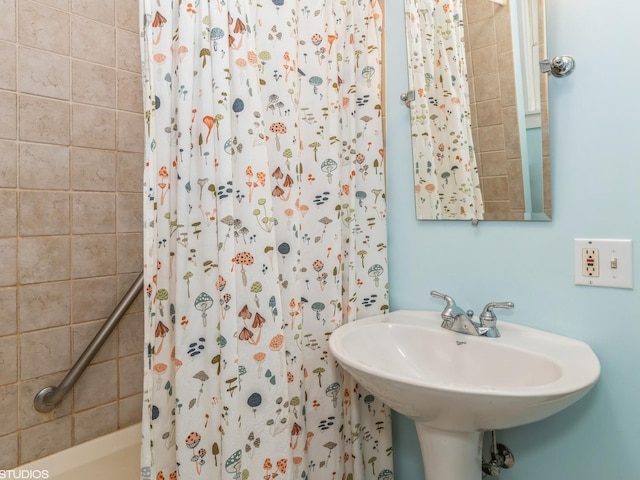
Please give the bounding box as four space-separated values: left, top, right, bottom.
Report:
574 239 633 289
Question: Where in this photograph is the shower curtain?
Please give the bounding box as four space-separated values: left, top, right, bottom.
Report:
140 1 393 479
404 0 484 220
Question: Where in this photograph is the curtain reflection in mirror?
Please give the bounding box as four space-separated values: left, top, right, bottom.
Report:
404 0 484 220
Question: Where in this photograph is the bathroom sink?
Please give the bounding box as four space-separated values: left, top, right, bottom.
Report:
329 310 600 432
330 310 600 479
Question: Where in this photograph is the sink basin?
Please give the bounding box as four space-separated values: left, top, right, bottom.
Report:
329 310 599 431
328 310 600 479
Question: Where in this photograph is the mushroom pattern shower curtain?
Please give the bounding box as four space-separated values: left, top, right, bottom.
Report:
140 1 393 479
404 0 484 219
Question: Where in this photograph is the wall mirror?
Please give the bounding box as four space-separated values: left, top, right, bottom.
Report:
404 0 551 221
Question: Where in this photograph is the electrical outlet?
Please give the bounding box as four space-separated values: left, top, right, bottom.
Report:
581 248 599 277
574 239 633 289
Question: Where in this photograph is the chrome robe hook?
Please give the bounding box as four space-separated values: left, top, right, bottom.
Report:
540 55 576 78
400 90 415 108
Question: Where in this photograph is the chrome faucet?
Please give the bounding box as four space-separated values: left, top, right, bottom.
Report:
431 291 514 338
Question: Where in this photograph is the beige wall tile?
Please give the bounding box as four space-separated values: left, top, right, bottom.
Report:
72 0 115 25
117 112 143 153
115 0 139 33
477 124 505 152
118 311 143 357
18 282 70 332
507 158 525 208
19 143 70 190
73 360 117 411
0 140 17 187
0 288 17 336
116 193 142 233
502 105 521 159
480 150 508 176
71 147 116 191
0 386 18 436
117 152 142 192
466 45 474 74
0 433 18 470
71 276 117 323
19 416 72 464
19 95 70 145
0 239 17 287
20 326 71 380
72 104 116 149
469 88 477 124
0 336 18 385
72 192 116 234
475 99 502 127
18 372 73 429
470 45 498 77
494 4 513 55
467 17 496 50
19 1 69 55
73 402 118 444
118 274 143 314
0 91 17 140
465 0 494 22
0 190 16 237
482 175 510 202
472 72 500 103
72 60 116 108
117 70 142 113
72 319 118 363
0 0 16 43
18 236 70 284
471 130 480 162
117 233 142 274
71 234 117 278
116 29 140 73
19 191 70 236
71 16 115 66
508 183 524 210
118 393 142 427
0 41 16 90
18 47 70 100
497 51 516 107
118 353 142 397
32 0 70 10
483 200 511 220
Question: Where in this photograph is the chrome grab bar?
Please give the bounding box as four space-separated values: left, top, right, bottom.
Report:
34 272 144 413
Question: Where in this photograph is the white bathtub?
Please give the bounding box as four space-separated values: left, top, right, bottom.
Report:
18 424 141 480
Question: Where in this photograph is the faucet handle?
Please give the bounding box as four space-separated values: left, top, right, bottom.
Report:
479 302 514 325
431 291 467 321
430 291 460 313
430 291 454 305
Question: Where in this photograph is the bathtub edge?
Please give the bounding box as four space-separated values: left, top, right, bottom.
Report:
17 423 141 475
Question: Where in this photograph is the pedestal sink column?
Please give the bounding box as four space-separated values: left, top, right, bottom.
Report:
414 423 483 480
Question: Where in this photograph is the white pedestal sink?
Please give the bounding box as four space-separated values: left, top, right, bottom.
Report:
328 310 600 480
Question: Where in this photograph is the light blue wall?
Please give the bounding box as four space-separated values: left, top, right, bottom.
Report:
385 1 640 479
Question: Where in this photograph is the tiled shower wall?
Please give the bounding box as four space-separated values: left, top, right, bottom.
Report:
0 0 144 468
464 0 525 220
